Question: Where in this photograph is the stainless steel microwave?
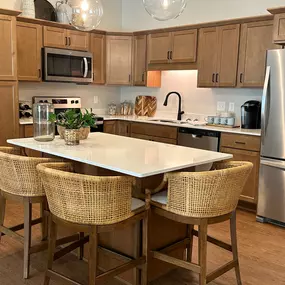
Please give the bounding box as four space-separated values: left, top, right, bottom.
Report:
43 47 93 83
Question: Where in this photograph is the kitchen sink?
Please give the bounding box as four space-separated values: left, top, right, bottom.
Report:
148 119 187 124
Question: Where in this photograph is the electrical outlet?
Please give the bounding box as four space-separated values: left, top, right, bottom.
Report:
229 102 235 112
93 96 99 104
217 101 226 111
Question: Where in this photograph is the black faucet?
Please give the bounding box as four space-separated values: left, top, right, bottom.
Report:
163 91 184 121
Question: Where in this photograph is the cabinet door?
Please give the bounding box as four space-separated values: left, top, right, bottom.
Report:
90 33 106 84
197 27 218 87
0 82 19 146
238 21 276 88
220 147 260 204
273 13 285 43
43 26 67 48
106 36 133 85
103 120 117 134
147 32 171 64
131 133 176 145
67 30 89 51
17 22 42 81
117 121 131 137
133 35 147 86
171 29 197 63
0 15 17 81
216 24 240 87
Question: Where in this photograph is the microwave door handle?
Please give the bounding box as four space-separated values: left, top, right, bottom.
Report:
83 57 88 78
261 65 271 145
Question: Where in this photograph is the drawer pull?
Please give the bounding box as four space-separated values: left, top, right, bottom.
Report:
235 141 246 145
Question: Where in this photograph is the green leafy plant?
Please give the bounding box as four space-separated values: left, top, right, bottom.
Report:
56 109 97 130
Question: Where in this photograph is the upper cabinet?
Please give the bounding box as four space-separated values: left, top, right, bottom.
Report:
133 35 161 87
0 15 17 81
106 35 133 85
238 21 276 88
17 22 42 81
272 12 285 43
90 33 106 84
198 24 240 88
43 26 89 51
147 29 197 66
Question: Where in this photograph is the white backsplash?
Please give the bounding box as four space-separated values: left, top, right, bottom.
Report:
19 82 121 115
121 70 263 124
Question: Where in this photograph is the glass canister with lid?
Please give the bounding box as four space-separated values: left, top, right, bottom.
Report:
33 103 55 142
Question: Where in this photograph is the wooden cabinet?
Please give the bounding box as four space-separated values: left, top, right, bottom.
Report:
16 22 42 81
198 25 240 87
220 133 261 204
0 15 17 81
103 120 117 134
117 121 131 137
131 122 177 145
147 29 197 65
273 13 285 43
0 82 19 146
90 33 106 84
133 35 161 87
43 26 89 51
238 21 277 87
19 125 42 157
106 36 133 85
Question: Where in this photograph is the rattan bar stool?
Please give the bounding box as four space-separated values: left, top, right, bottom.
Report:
0 147 63 279
147 161 253 285
37 162 149 285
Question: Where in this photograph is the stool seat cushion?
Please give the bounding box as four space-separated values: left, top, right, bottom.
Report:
131 198 145 211
151 190 168 205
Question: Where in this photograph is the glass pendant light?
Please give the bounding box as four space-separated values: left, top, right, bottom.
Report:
142 0 188 21
68 0 103 31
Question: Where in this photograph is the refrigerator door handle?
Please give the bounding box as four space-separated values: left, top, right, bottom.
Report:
260 158 285 170
261 66 271 145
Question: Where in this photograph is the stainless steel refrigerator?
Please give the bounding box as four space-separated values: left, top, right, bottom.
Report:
257 49 285 225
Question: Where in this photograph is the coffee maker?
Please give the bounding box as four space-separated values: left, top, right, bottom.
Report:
241 101 261 129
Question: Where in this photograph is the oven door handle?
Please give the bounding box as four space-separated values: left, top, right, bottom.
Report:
83 57 88 78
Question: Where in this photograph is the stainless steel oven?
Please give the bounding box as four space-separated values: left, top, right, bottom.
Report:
43 48 93 83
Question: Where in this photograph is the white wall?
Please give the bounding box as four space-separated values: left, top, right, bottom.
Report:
120 0 283 123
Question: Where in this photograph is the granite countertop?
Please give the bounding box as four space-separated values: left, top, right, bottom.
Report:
7 133 232 178
19 116 261 137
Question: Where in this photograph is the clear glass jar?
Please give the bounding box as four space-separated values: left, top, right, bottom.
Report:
33 103 55 142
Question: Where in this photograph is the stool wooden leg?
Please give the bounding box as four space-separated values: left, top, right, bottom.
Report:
186 224 194 262
0 194 6 242
79 232 84 260
141 211 149 285
198 220 208 285
23 199 32 279
231 211 242 285
41 200 49 241
44 217 57 285
89 226 98 285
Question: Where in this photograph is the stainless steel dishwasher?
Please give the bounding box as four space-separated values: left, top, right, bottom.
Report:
178 127 221 171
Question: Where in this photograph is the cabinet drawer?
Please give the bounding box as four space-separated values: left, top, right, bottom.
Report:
131 133 176 145
220 133 260 151
131 122 177 140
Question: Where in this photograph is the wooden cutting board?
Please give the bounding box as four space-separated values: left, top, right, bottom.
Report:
135 96 157 117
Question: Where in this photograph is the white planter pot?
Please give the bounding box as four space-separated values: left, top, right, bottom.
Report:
22 0 35 18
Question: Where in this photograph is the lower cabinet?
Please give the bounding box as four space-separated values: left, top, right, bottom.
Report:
131 133 176 145
220 133 261 205
103 120 117 134
0 82 19 146
117 121 131 137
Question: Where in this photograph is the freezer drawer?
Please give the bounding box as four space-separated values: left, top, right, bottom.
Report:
257 159 285 223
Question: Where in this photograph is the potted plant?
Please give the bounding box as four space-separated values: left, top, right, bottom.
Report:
56 109 97 145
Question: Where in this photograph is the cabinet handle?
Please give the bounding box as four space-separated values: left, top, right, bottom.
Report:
142 72 145 83
129 74 131 82
38 69 41 79
170 51 173 60
65 36 68 46
235 141 246 145
68 37 71 46
240 73 243 83
215 73 219 83
212 73 215 83
167 51 170 60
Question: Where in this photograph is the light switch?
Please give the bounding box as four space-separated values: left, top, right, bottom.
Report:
229 102 235 112
217 101 226 111
93 96 99 104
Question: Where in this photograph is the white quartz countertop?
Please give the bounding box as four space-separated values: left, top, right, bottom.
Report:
19 116 261 136
7 133 232 178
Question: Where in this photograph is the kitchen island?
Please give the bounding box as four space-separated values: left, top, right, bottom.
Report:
8 133 232 284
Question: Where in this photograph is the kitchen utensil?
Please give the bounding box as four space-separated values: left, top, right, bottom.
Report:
56 0 72 24
226 117 236 126
108 103 117 116
135 96 157 117
213 116 220 124
34 0 57 21
22 0 35 18
241 100 261 129
205 116 215 124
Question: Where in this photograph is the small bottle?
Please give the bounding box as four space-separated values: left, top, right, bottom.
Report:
19 103 31 110
20 110 33 118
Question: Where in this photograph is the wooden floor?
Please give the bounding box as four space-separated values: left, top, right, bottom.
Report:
1 201 285 285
